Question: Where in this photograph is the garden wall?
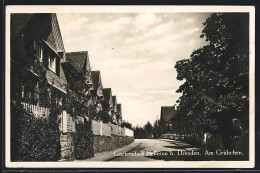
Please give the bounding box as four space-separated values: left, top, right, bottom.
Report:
93 135 134 154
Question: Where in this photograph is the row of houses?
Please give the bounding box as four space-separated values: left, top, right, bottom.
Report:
10 13 133 160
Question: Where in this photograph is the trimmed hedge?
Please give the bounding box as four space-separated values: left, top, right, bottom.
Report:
93 136 134 154
72 120 94 160
11 102 61 161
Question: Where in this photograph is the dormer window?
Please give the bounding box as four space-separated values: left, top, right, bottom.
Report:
48 54 56 73
34 41 43 62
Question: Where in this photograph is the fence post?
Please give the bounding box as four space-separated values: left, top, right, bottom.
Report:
100 121 103 136
40 107 42 117
63 110 67 133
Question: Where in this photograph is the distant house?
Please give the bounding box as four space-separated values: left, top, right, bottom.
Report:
112 96 118 124
102 88 114 120
62 51 93 121
160 105 178 126
117 104 123 125
65 51 93 85
91 70 104 112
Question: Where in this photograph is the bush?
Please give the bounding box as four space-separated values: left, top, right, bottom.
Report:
11 102 61 161
72 120 94 160
122 121 133 130
97 110 112 123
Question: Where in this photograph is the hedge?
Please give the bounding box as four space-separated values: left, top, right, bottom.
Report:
72 120 94 160
11 102 61 161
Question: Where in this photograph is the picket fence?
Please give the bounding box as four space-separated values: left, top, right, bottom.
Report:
21 102 50 118
92 120 133 137
20 102 133 137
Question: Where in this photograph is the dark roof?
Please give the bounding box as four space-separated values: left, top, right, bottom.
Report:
112 96 117 112
91 71 100 88
112 96 116 105
91 70 103 96
102 88 112 103
11 14 65 56
117 104 122 117
11 14 35 41
65 51 89 74
160 106 177 123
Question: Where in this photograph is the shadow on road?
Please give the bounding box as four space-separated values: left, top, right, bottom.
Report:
164 145 189 149
145 139 249 161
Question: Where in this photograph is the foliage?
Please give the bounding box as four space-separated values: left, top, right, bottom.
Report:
122 121 133 130
151 120 161 138
88 103 98 120
11 53 61 161
72 120 94 160
97 110 112 123
134 126 147 139
144 121 153 132
134 121 156 138
174 13 249 148
11 102 61 161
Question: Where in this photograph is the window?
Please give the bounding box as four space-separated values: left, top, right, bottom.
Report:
56 57 60 77
41 45 60 76
48 54 56 73
34 41 43 62
56 93 62 106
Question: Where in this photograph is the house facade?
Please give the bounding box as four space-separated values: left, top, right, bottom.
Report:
160 105 178 139
160 105 178 126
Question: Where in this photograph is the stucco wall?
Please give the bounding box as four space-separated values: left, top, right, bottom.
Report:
93 135 134 154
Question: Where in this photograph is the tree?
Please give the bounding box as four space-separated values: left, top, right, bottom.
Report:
144 121 153 138
152 119 160 138
134 126 146 139
144 121 153 132
122 121 133 130
174 13 249 149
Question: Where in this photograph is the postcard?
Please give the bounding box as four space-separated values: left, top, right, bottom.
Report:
5 5 255 168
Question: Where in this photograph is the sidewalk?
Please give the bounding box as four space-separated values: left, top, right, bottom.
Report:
74 140 141 161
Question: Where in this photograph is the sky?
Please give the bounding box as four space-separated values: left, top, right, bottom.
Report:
57 13 211 127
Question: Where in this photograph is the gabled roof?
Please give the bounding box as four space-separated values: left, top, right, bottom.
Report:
65 51 93 85
117 104 122 117
11 13 66 58
112 96 118 112
91 71 100 88
11 14 35 41
160 106 177 123
51 14 65 52
66 51 89 74
102 88 113 107
91 71 103 96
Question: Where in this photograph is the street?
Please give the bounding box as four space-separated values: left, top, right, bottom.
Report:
109 138 200 161
81 138 246 162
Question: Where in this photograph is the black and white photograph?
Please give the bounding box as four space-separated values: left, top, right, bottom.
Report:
5 5 255 168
